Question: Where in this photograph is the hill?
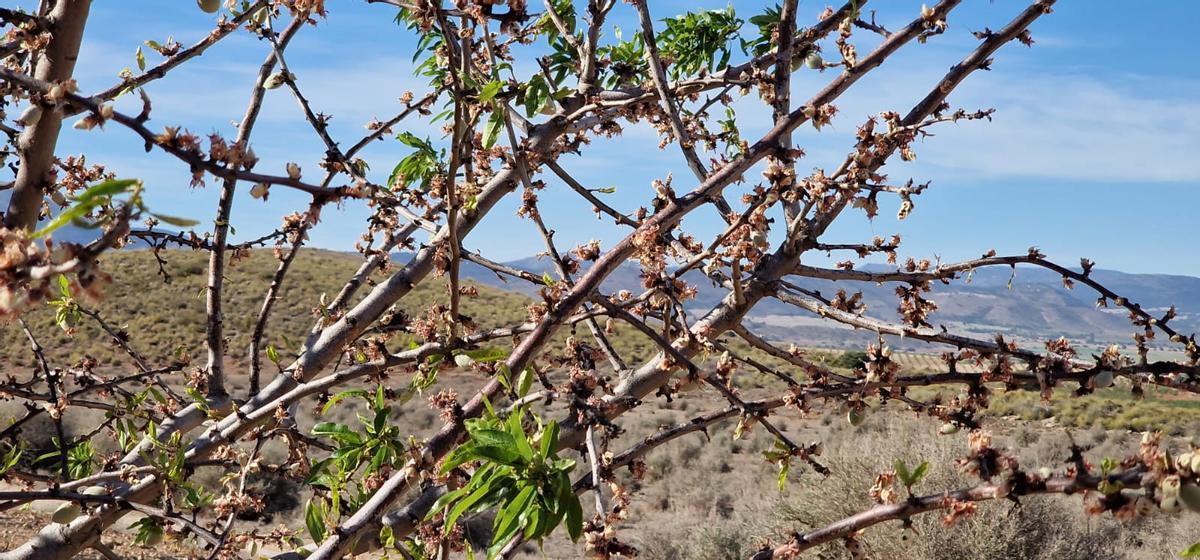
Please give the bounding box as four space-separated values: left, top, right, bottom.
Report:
451 254 1199 350
0 249 774 375
0 248 534 369
5 246 1195 373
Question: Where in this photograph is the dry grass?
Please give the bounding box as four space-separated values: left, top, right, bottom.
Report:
3 250 1199 559
504 397 1200 559
0 248 536 368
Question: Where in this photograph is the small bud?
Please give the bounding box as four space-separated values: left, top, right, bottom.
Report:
804 52 824 70
1161 475 1182 500
939 422 960 435
52 503 81 524
1160 496 1182 513
453 354 474 368
197 0 220 13
1177 452 1194 475
286 162 301 180
16 105 42 127
846 408 867 427
48 84 65 103
921 4 935 18
250 182 270 199
99 103 114 120
264 71 289 90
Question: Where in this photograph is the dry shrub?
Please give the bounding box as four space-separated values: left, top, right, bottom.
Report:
771 415 1198 560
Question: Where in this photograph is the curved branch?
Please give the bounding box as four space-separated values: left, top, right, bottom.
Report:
749 469 1143 559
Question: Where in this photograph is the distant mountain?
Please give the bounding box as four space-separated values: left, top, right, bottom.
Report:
444 254 1199 350
40 223 166 249
58 230 1193 352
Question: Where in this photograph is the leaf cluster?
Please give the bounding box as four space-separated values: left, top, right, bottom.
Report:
656 7 742 80
429 401 582 558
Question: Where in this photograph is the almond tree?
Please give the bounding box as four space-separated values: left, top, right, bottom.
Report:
1 1 1198 559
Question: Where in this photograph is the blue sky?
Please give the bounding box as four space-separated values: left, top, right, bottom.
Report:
4 1 1198 275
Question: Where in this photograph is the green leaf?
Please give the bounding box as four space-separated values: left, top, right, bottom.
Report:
539 421 559 460
472 428 516 449
563 489 583 542
445 480 497 532
427 486 470 519
77 178 140 204
440 443 479 474
516 367 535 398
150 212 200 228
656 7 742 80
524 504 545 540
473 444 523 467
311 422 363 446
305 499 327 542
507 412 535 462
894 459 929 490
34 179 140 237
266 344 280 364
479 80 502 102
481 109 504 149
522 74 550 117
492 484 536 549
481 393 497 420
894 459 912 486
132 518 163 546
135 47 146 71
0 441 23 476
463 347 508 363
184 387 211 414
910 461 930 486
389 133 441 191
1181 542 1200 557
321 389 369 416
34 203 95 238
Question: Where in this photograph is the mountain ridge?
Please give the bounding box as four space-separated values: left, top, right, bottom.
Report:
427 252 1199 349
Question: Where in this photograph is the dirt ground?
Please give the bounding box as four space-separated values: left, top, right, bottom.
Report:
3 367 1198 559
0 510 200 559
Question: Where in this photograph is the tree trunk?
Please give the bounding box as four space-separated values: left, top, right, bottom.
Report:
5 0 92 231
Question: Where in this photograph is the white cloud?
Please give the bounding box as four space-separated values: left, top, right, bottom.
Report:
720 60 1200 185
906 73 1200 183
